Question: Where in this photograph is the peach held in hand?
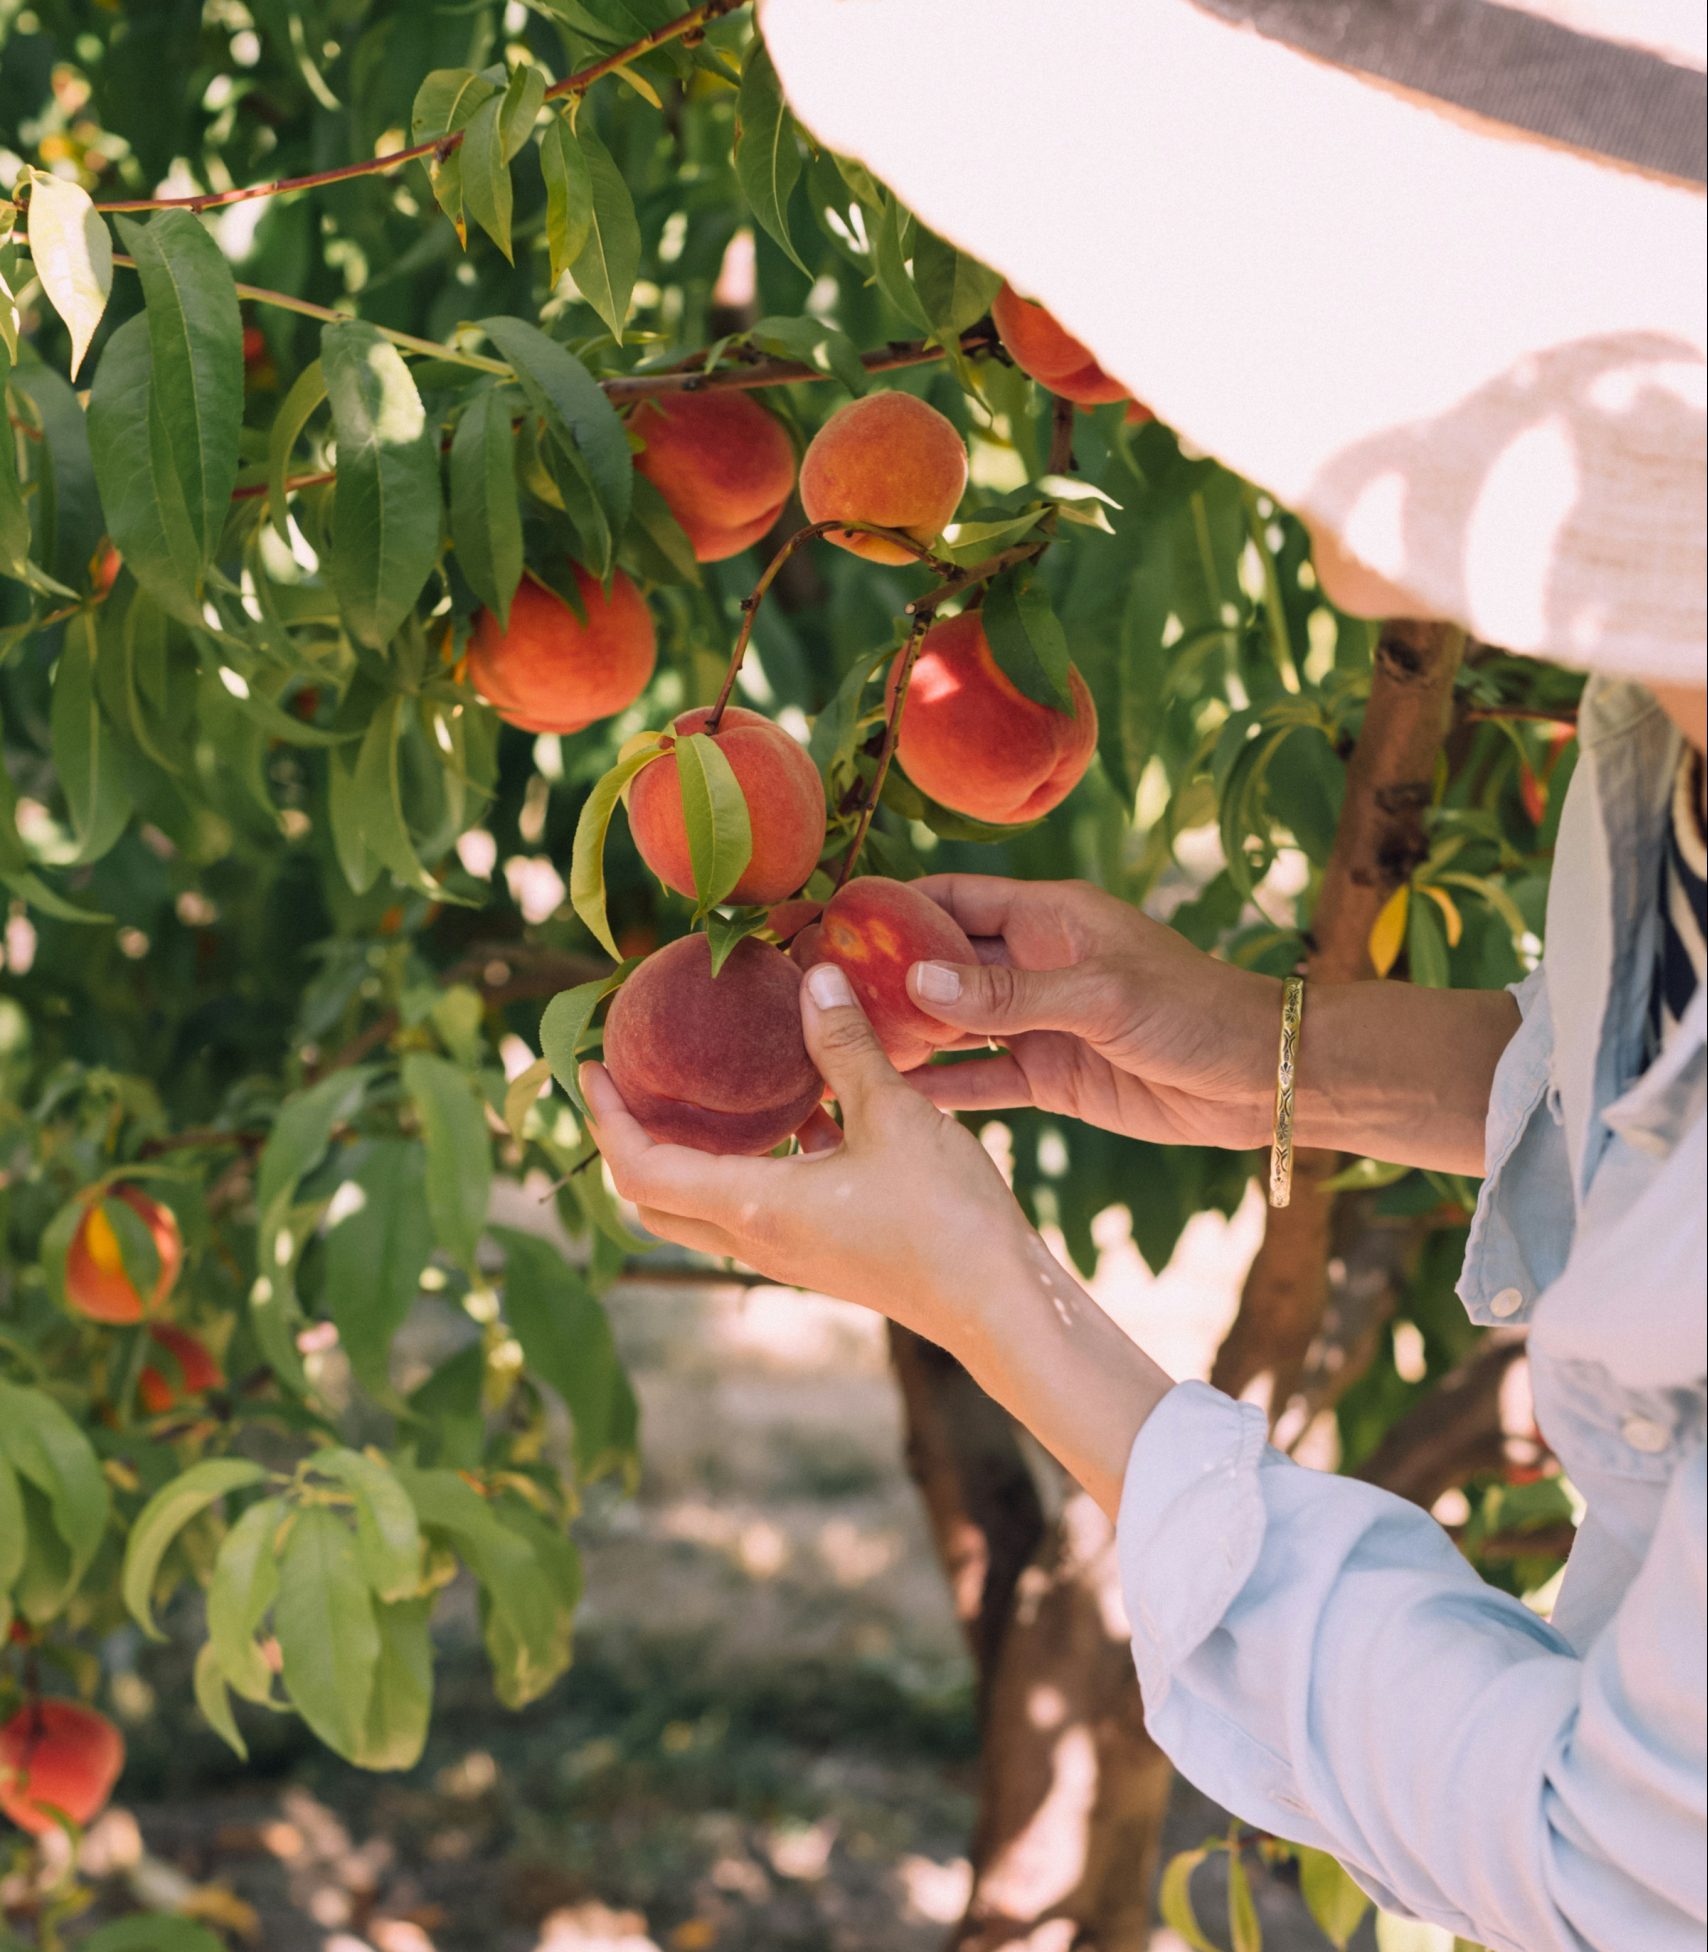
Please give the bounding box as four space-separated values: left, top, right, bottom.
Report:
888 611 1098 824
799 392 967 564
468 566 656 734
628 707 828 907
602 934 823 1156
991 284 1129 407
794 877 976 1072
631 391 797 563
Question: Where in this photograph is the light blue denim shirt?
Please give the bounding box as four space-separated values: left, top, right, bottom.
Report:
1117 677 1707 1952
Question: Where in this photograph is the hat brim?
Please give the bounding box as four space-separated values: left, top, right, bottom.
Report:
762 0 1706 684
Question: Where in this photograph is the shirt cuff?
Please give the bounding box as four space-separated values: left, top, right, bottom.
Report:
1116 1379 1270 1709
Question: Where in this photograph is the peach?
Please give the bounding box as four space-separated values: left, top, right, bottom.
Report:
468 567 656 735
991 284 1129 408
630 391 797 562
799 393 967 564
795 878 976 1072
0 1701 126 1837
628 707 827 908
64 1186 182 1326
602 934 822 1155
889 611 1098 824
138 1324 225 1415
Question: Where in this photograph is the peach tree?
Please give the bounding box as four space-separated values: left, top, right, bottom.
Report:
0 3 1579 1945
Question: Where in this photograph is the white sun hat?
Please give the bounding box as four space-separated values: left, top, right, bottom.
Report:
760 0 1706 686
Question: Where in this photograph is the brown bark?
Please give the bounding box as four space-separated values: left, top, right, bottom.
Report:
1211 621 1466 1421
1357 1330 1543 1508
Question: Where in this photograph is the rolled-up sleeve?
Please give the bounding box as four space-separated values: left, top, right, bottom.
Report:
1118 1382 1707 1952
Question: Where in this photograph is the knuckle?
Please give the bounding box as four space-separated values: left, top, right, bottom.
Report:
817 1013 877 1060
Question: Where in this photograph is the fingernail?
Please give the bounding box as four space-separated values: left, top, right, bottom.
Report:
913 961 961 1004
807 962 853 1010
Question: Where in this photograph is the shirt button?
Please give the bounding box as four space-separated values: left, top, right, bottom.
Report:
1489 1287 1525 1318
1622 1416 1669 1455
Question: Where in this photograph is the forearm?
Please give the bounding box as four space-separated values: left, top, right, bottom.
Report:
1288 981 1519 1174
953 1233 1174 1518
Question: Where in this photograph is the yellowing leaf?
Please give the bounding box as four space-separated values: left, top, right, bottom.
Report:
1420 883 1464 947
1368 885 1409 978
24 170 112 377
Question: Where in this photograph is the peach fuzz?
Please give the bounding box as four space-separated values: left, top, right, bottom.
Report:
630 391 797 563
799 393 967 564
0 1701 126 1837
796 878 976 1072
889 611 1099 824
138 1324 225 1415
467 567 656 735
991 284 1129 407
628 707 827 908
601 934 822 1156
64 1186 182 1326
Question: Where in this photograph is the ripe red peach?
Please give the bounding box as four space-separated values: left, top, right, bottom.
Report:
0 1701 126 1837
467 567 656 734
64 1186 182 1326
991 284 1129 407
799 393 967 564
628 707 827 908
602 934 822 1156
137 1324 225 1415
889 611 1098 824
630 391 797 562
795 877 976 1072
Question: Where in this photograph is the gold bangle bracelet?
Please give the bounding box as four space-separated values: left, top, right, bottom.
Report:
1268 975 1305 1209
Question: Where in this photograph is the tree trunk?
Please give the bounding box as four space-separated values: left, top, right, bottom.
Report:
890 621 1470 1948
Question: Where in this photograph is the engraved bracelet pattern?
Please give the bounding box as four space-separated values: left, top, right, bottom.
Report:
1268 975 1305 1208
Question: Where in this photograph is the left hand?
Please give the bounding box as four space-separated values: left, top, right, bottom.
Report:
580 960 1044 1354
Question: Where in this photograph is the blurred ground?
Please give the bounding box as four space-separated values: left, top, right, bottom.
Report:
86 1192 1373 1951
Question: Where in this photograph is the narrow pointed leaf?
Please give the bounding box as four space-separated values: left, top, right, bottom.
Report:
735 38 807 275
120 1457 265 1639
566 125 640 343
541 115 593 286
570 740 667 957
450 387 523 625
401 1051 492 1272
25 171 112 376
460 95 514 260
982 567 1076 714
274 1508 381 1761
674 730 753 918
267 357 327 541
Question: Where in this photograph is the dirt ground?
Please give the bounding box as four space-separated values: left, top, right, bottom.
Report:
67 1193 1378 1951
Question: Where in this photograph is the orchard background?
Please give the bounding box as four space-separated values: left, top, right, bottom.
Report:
0 4 1582 1949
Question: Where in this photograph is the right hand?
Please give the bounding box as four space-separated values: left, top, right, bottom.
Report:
903 876 1281 1151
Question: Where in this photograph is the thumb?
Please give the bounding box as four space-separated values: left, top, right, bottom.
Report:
907 955 1101 1036
800 961 901 1121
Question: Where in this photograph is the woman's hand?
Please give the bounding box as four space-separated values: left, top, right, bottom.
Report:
581 960 1048 1355
581 957 1176 1515
902 876 1279 1150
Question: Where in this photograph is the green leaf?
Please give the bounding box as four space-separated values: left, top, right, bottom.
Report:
1407 884 1451 988
114 210 243 562
499 62 548 157
24 169 112 376
674 730 753 918
735 37 808 275
982 566 1076 714
320 320 442 649
348 695 451 900
704 904 771 977
450 387 523 626
911 226 1001 340
540 114 593 286
1297 1848 1372 1950
539 971 627 1116
84 1916 227 1952
460 94 515 260
267 357 327 542
310 1448 422 1603
50 614 132 864
0 1380 110 1621
411 69 502 237
570 739 668 957
86 313 204 621
274 1507 382 1762
205 1495 286 1705
355 1597 433 1770
496 1227 638 1480
565 126 640 344
504 1054 554 1143
1156 1849 1219 1952
0 344 31 579
194 1640 247 1759
0 1453 25 1598
870 194 928 330
479 315 631 572
401 1051 492 1272
1228 1849 1262 1952
120 1457 265 1639
322 1139 434 1396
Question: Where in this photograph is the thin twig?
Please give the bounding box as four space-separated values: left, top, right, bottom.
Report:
82 0 749 217
833 613 931 889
